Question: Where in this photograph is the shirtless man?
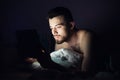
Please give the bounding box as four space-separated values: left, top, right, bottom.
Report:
26 7 97 75
47 7 96 73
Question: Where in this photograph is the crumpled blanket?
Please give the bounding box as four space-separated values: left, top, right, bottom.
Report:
50 48 83 69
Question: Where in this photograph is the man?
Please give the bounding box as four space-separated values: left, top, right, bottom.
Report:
47 7 97 74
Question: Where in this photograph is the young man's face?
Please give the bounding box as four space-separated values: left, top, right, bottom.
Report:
49 16 70 44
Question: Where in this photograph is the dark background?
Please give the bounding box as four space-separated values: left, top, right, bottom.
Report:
0 0 120 73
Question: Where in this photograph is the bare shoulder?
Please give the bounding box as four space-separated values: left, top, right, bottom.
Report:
76 29 97 49
77 29 92 39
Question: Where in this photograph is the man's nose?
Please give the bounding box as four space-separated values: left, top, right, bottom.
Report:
52 28 58 35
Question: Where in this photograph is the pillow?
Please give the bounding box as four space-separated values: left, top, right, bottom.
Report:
50 48 83 69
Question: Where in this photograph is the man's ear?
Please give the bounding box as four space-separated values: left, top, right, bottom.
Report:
70 22 75 30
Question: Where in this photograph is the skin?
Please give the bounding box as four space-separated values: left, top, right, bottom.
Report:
49 16 92 73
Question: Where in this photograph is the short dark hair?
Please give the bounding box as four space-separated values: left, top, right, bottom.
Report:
47 7 74 22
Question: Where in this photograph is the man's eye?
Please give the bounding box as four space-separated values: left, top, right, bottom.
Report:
56 26 62 28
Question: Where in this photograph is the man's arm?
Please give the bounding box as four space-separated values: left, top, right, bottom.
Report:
79 30 93 73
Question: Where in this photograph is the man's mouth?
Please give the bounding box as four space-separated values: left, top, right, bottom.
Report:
54 35 60 39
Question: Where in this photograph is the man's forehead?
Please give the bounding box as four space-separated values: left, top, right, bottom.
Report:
49 16 65 27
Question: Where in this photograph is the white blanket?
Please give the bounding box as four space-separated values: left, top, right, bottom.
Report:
50 48 82 69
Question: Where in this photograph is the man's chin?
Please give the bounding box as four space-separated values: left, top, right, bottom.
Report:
56 40 64 44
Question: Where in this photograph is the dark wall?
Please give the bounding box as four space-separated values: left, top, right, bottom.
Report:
1 0 119 43
1 0 120 71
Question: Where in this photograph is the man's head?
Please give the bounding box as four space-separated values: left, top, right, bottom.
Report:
47 7 75 44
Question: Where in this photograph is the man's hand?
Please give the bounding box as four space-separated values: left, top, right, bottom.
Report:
25 57 38 63
25 57 44 69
